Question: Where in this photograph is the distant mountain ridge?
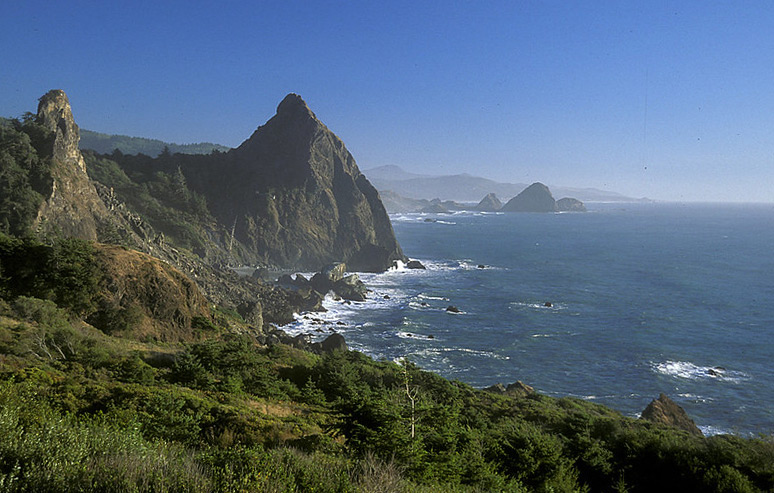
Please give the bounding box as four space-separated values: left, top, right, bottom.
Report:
79 129 231 157
363 165 640 203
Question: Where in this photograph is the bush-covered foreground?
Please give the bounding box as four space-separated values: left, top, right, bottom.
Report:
2 303 774 492
1 232 774 491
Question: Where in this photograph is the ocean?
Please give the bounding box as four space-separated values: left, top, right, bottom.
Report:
285 202 774 436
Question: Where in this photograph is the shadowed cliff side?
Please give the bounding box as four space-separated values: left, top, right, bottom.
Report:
186 94 405 272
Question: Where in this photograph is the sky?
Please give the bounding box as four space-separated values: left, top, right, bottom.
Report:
2 1 774 203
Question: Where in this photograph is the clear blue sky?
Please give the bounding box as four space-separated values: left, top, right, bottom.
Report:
3 1 774 202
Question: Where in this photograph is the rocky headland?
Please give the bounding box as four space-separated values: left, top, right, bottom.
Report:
183 94 406 272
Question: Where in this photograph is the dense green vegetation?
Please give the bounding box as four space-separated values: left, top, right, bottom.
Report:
84 150 221 255
0 115 54 235
79 129 230 157
1 239 774 492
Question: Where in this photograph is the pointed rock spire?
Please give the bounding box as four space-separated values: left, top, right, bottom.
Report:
276 93 316 119
37 89 85 172
33 89 111 240
474 193 502 212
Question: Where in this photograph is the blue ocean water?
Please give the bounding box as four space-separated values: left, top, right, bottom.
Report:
286 202 774 435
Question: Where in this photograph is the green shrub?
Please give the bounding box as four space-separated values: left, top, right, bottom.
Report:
0 381 210 492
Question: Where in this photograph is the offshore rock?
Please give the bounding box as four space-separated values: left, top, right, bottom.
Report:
500 182 558 213
474 192 503 212
309 268 367 302
189 93 405 272
322 262 347 283
640 393 703 436
556 197 587 212
333 274 368 302
406 260 426 269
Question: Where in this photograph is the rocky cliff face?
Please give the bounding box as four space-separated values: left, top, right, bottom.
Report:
191 94 405 272
500 182 558 212
34 90 113 240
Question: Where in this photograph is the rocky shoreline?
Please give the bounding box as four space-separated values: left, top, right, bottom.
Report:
268 263 707 437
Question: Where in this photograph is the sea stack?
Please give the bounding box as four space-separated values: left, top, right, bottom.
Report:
500 182 558 213
474 192 503 212
191 94 406 272
556 197 587 212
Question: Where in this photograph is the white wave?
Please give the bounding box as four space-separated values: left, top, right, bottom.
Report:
413 347 510 360
699 425 733 437
390 214 428 222
435 220 456 225
417 294 448 301
510 301 566 310
652 360 750 383
396 331 436 340
677 393 713 403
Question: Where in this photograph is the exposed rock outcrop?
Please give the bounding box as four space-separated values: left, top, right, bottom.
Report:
187 94 405 272
640 393 703 436
319 333 348 353
500 182 557 213
321 263 347 283
474 193 502 212
556 197 587 212
33 90 115 240
484 380 535 397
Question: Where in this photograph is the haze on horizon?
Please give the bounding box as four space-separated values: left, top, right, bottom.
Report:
2 1 773 203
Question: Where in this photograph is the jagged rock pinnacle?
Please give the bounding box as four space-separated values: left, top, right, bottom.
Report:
36 89 84 171
32 89 111 240
276 93 315 118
